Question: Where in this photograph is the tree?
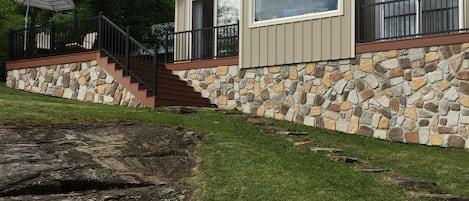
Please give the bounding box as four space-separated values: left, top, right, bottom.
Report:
0 0 23 82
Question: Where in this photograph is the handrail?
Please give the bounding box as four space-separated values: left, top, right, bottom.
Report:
164 22 239 63
8 14 158 97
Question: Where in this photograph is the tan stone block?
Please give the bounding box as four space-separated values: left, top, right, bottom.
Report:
294 104 300 114
289 68 298 80
378 117 390 129
405 107 418 120
340 102 352 111
24 84 32 92
217 66 228 75
439 81 451 91
459 96 469 107
193 85 202 93
113 91 122 105
268 66 281 73
297 85 305 92
264 100 274 109
53 87 64 97
373 55 385 63
359 59 374 73
306 63 315 75
325 120 336 130
190 73 198 80
323 72 332 88
218 96 227 105
430 134 444 146
55 65 62 73
310 107 322 116
272 81 284 93
85 90 94 102
274 113 284 120
204 74 215 84
40 84 48 94
257 106 266 116
254 82 260 96
90 60 98 66
70 63 78 71
19 69 26 75
96 79 106 86
97 85 106 95
349 116 359 134
411 77 427 90
386 50 398 58
239 89 248 96
384 88 393 97
425 52 440 63
310 86 317 93
344 71 353 80
462 43 469 50
265 75 273 85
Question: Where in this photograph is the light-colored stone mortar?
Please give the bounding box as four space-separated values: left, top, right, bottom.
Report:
5 60 142 107
174 43 469 149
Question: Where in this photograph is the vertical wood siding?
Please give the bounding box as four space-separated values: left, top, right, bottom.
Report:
241 0 355 68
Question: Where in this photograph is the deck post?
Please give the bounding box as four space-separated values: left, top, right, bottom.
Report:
8 29 13 61
50 22 55 55
153 49 158 96
125 26 130 76
98 12 103 50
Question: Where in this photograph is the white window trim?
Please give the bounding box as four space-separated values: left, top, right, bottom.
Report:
249 0 344 28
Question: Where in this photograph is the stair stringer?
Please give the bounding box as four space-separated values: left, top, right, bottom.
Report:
95 53 156 108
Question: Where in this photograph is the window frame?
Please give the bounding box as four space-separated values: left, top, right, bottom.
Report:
249 0 344 28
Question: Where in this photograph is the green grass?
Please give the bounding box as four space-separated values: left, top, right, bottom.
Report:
1 83 468 200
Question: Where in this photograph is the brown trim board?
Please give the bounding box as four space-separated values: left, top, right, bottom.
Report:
356 32 469 54
165 57 239 71
5 51 100 70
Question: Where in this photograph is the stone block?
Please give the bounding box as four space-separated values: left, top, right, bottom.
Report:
447 136 465 148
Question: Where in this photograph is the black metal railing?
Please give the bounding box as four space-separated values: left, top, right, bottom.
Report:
357 0 468 43
164 22 239 63
8 14 157 96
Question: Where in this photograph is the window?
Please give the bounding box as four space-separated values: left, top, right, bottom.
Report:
357 0 461 42
251 0 342 27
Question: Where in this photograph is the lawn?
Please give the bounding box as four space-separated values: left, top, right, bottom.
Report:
0 83 468 201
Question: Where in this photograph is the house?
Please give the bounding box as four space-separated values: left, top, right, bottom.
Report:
5 0 469 149
165 0 469 149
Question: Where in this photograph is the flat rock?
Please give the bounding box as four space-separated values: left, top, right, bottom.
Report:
310 147 343 154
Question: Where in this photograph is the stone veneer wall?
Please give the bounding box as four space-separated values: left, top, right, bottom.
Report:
5 60 141 107
174 43 469 149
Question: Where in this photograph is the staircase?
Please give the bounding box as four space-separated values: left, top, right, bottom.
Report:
156 64 214 107
97 53 213 108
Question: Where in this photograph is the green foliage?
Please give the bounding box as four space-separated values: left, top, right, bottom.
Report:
0 0 23 81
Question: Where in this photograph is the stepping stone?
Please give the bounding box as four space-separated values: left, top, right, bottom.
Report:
424 193 469 201
329 156 364 163
294 141 313 146
310 147 342 154
276 131 309 136
387 176 438 191
248 118 273 126
360 168 390 173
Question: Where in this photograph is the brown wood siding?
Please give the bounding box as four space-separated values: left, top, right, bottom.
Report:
241 0 354 68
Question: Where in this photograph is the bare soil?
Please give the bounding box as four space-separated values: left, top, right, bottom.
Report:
0 122 200 201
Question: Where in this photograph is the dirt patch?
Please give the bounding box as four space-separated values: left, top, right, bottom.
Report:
0 122 200 201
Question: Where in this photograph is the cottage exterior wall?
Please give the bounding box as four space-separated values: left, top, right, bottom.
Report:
5 60 141 107
174 43 469 149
